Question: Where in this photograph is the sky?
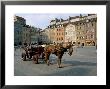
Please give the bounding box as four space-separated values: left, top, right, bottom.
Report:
15 13 87 29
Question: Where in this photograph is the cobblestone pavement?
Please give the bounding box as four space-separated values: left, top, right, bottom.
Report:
14 46 97 76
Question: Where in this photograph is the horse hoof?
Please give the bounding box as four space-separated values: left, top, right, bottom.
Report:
58 66 63 68
35 62 39 64
47 63 50 66
22 59 26 61
50 63 53 65
23 60 26 61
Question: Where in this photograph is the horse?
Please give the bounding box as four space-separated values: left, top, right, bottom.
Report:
30 45 45 64
21 45 45 64
44 42 73 68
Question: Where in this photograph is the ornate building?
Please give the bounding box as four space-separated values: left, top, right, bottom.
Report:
75 18 87 46
45 14 97 46
65 24 76 43
14 14 97 46
48 18 66 44
85 14 97 46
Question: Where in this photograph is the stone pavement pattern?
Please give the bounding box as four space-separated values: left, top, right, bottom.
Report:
14 46 97 76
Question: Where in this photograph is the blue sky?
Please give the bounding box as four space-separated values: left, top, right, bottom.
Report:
15 14 87 29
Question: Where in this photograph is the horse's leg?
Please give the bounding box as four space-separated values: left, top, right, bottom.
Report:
45 53 50 66
35 54 39 64
42 53 45 59
26 51 29 58
57 54 62 68
29 52 32 59
68 47 73 56
36 54 39 64
22 53 26 61
41 53 45 63
32 55 36 63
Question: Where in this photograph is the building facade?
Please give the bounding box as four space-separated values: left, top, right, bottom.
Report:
14 15 26 46
22 25 31 45
14 16 41 46
14 14 97 46
45 14 97 46
85 15 97 46
48 18 65 44
30 27 39 44
65 24 76 43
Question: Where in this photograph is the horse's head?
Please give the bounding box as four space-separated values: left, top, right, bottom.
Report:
68 45 73 56
51 48 57 54
64 42 73 56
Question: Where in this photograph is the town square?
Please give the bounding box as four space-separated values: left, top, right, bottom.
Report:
14 14 97 76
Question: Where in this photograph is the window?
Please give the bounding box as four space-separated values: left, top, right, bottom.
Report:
73 42 75 44
92 29 95 32
91 35 93 38
61 37 63 40
65 32 67 35
92 23 94 26
78 42 80 44
77 26 78 29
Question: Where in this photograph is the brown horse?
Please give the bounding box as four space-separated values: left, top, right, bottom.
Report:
21 45 45 64
44 42 73 68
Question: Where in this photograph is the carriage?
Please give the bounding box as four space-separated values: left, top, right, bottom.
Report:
21 44 45 64
21 42 73 68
